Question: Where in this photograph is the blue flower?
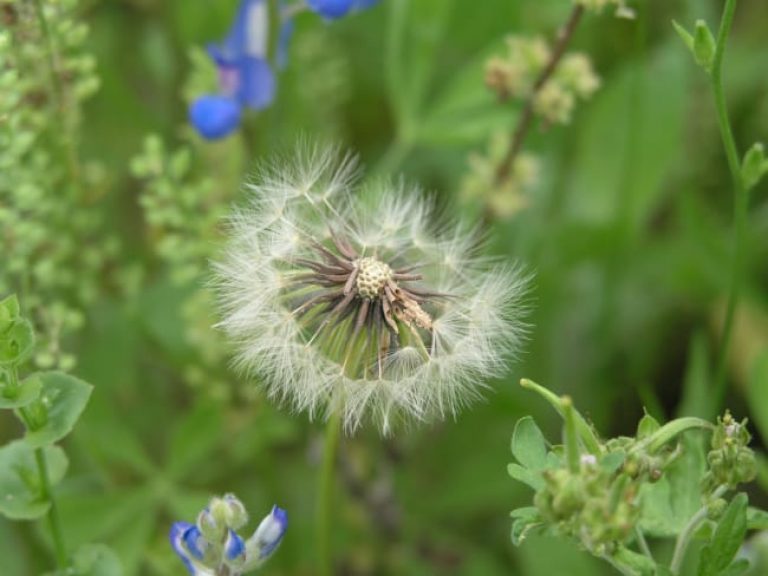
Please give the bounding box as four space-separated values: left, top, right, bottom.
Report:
170 495 287 575
305 0 380 19
190 0 275 140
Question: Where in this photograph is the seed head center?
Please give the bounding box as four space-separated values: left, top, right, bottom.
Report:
355 257 392 300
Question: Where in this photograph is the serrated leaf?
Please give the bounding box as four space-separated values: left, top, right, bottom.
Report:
0 374 42 409
511 416 548 471
698 494 748 576
0 440 68 520
507 463 544 491
21 372 93 448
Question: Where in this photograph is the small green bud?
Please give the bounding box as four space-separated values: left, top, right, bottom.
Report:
742 143 768 190
707 498 727 520
693 20 716 72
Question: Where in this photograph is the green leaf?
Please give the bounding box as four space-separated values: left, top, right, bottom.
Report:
640 435 706 537
0 440 68 520
698 494 748 576
21 372 93 448
747 506 768 530
507 463 544 491
633 417 713 454
511 416 548 471
166 402 223 479
741 143 767 190
0 374 42 409
0 317 35 367
717 559 750 576
600 451 626 474
70 544 124 576
0 294 21 323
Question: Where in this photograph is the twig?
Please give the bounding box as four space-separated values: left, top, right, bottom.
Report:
495 5 585 184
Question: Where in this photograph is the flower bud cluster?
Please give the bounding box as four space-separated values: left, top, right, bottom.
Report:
574 0 636 19
1 0 117 370
460 133 539 218
534 459 640 554
485 36 600 126
703 411 757 491
170 494 288 575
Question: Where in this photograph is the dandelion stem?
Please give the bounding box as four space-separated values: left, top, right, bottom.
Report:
316 409 343 576
495 4 585 185
709 0 747 414
669 484 729 574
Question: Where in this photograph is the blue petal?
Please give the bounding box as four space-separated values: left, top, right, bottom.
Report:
209 0 270 64
225 529 246 561
189 95 242 139
307 0 356 19
182 526 206 560
170 522 197 575
236 57 276 110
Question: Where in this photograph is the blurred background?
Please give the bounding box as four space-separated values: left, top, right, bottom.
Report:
2 0 768 574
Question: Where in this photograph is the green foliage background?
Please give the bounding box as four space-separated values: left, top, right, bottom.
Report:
2 0 768 574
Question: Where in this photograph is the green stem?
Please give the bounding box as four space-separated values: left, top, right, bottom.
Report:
34 448 68 569
669 484 729 574
11 364 67 569
709 0 747 413
635 527 654 563
316 409 343 576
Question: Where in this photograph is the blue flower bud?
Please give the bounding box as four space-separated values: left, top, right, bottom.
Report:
244 505 288 568
169 522 199 575
189 95 242 140
307 0 356 19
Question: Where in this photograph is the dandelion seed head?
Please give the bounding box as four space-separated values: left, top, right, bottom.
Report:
216 144 530 433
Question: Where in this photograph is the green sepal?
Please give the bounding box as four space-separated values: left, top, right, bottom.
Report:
637 412 661 440
18 371 93 448
693 20 716 72
0 373 43 409
741 142 768 190
672 20 694 52
0 440 68 520
510 506 542 546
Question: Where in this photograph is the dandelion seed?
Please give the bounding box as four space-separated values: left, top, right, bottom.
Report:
216 145 529 433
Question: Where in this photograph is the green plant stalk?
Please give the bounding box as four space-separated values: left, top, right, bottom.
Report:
34 448 68 568
10 365 67 569
669 484 729 574
635 527 654 563
316 409 343 576
710 0 748 413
